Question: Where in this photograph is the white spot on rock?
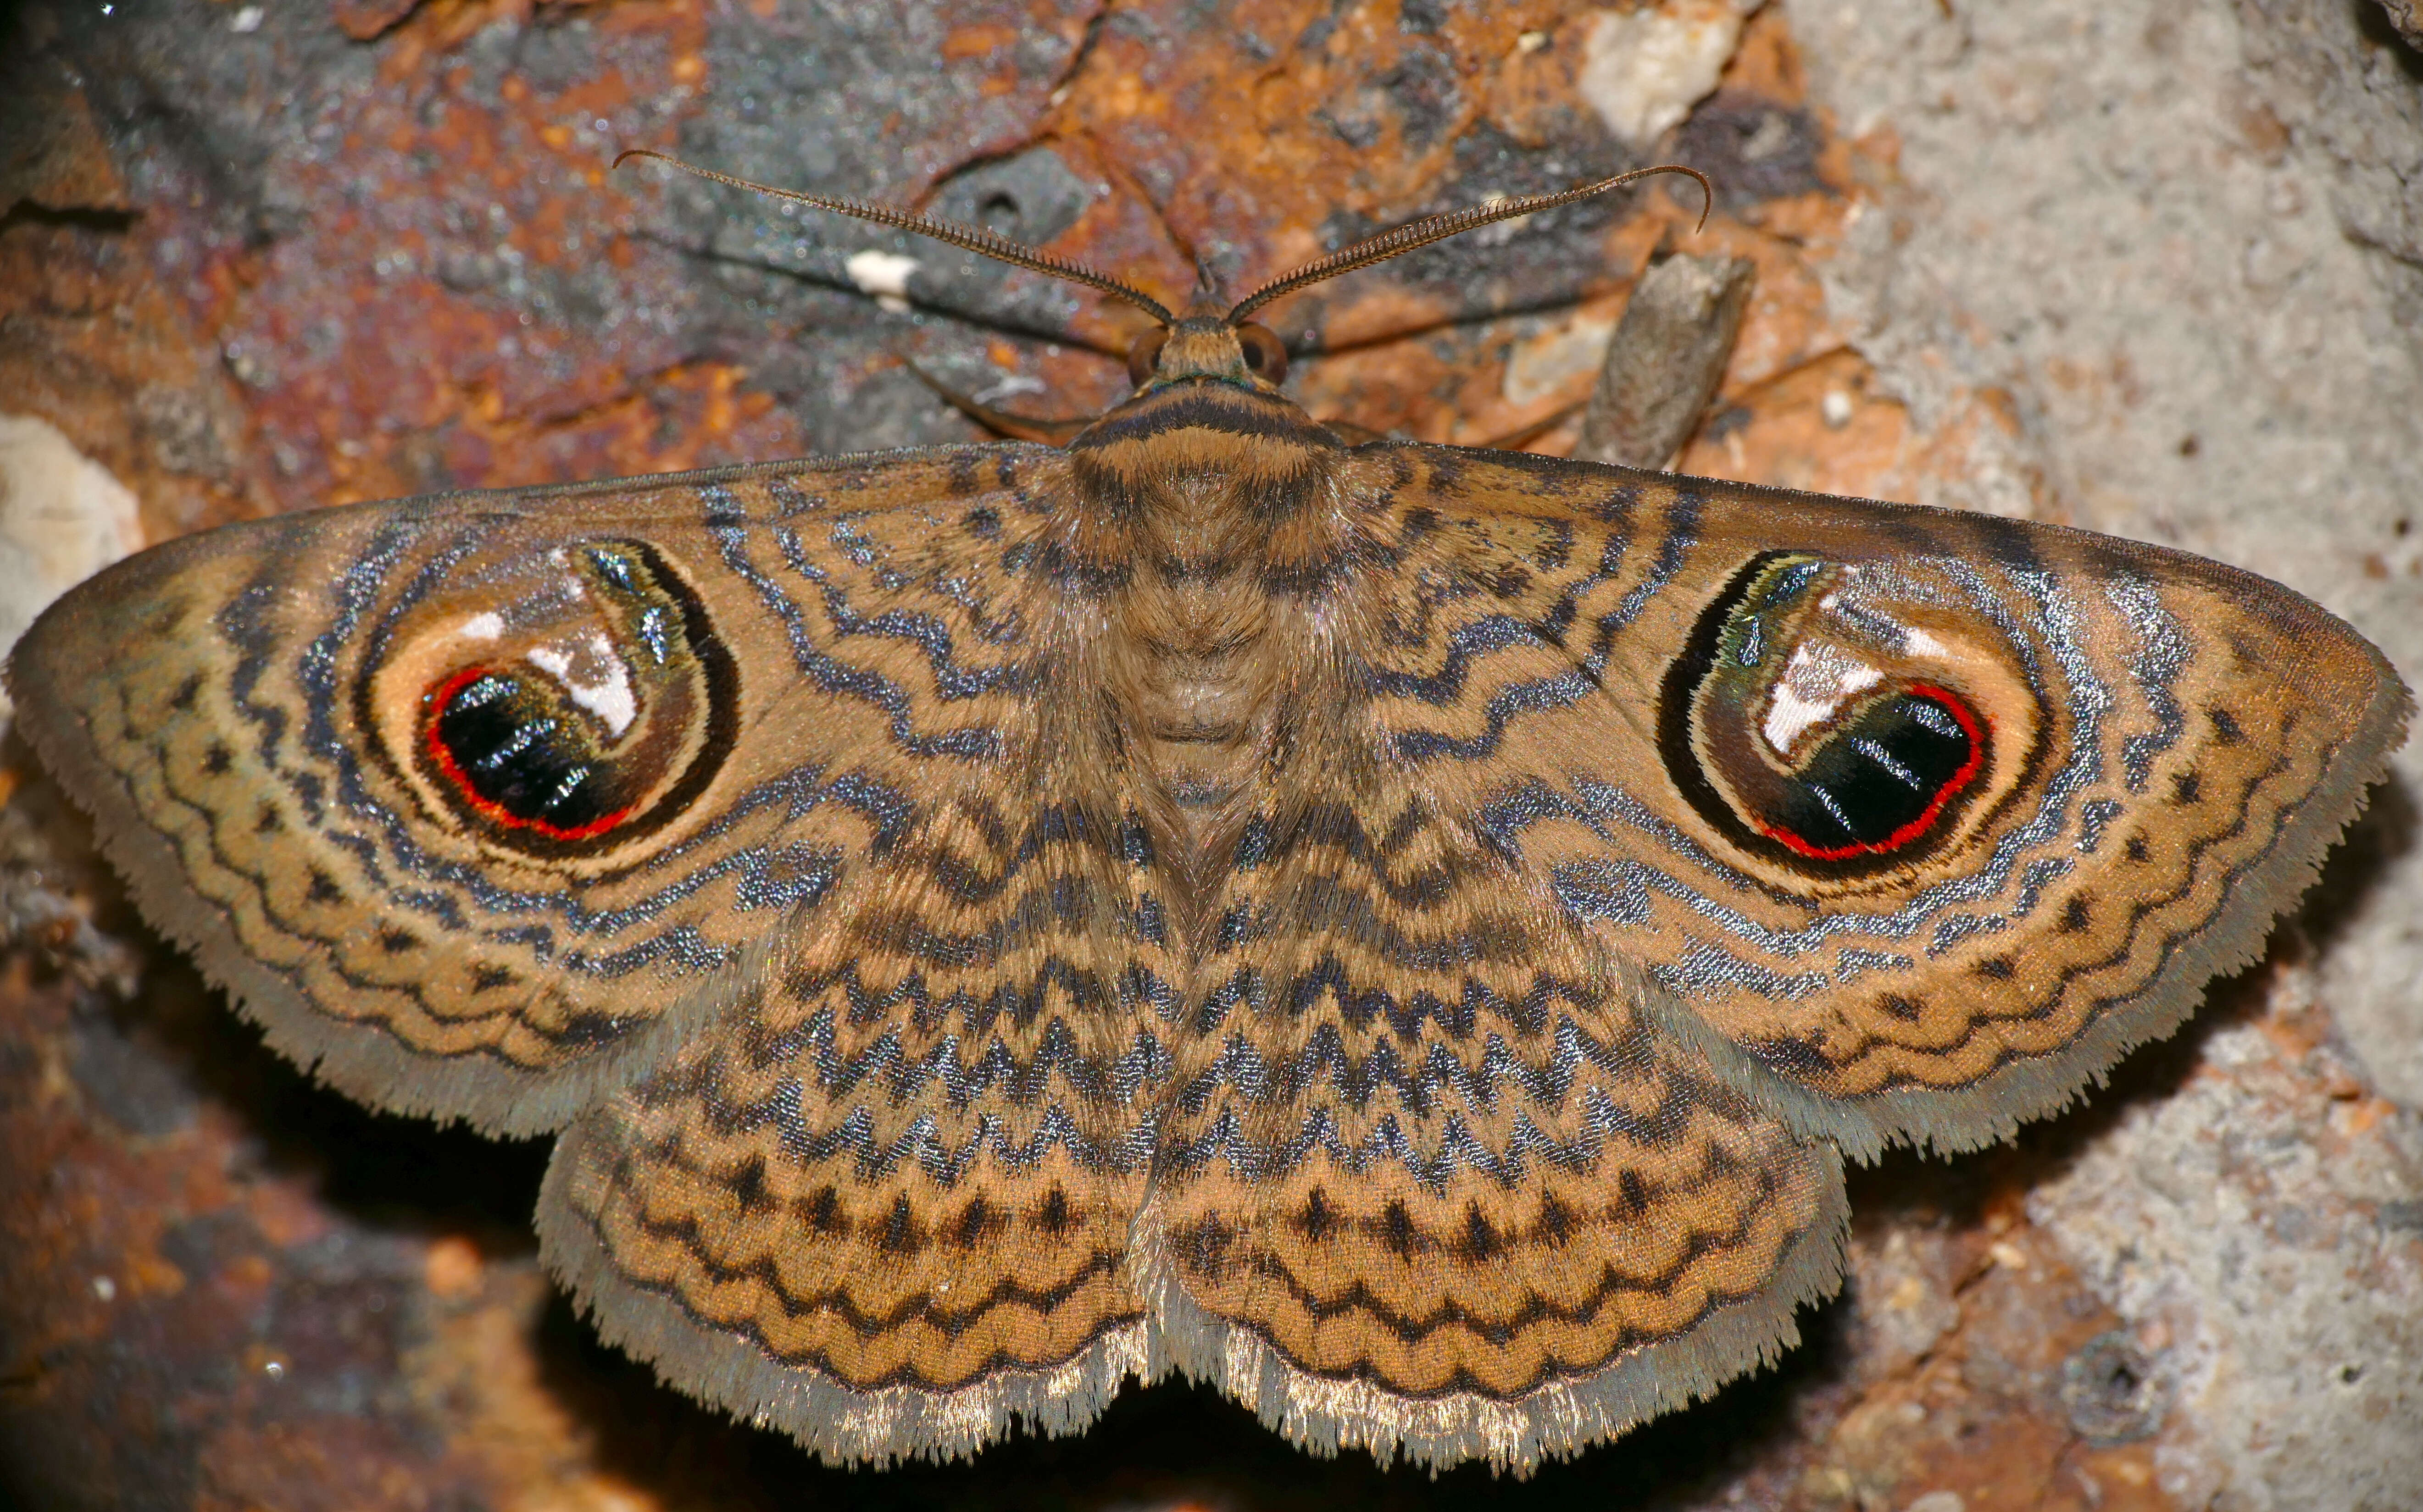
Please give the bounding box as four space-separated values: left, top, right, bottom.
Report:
0 414 144 718
1578 1 1762 149
846 250 921 314
230 5 263 32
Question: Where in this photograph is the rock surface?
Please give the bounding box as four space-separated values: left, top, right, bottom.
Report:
1 1 2417 1508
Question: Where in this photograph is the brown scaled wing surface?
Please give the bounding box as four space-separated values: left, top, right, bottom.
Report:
1347 449 2406 1158
9 384 2400 1473
528 397 1852 1470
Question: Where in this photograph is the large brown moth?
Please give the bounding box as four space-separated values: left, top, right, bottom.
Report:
6 153 2407 1475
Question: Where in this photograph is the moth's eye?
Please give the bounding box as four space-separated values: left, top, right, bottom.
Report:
370 541 736 858
1127 328 1170 387
1236 322 1289 384
1662 552 2033 880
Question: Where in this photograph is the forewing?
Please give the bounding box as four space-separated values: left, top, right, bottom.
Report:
1339 445 2407 1155
6 446 1074 1133
1144 626 1845 1473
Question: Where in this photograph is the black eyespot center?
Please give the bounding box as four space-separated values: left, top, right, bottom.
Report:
427 665 633 841
404 540 735 858
1659 553 1999 879
1756 684 1987 861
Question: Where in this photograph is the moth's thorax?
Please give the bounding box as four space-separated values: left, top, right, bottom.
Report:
1066 377 1349 865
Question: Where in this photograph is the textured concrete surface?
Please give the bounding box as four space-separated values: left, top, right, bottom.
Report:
1783 0 2423 1504
1 1 2417 1507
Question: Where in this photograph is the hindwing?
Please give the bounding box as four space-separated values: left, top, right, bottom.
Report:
1143 751 1846 1471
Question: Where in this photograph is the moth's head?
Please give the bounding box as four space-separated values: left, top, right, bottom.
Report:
1124 294 1291 393
611 150 1709 406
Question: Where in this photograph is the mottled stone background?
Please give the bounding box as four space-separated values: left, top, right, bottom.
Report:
1 1 2417 1508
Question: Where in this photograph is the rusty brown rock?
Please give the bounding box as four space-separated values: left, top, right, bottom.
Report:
4 1 2417 1508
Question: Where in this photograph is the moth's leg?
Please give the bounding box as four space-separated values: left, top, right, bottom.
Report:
1575 250 1755 470
906 360 1098 445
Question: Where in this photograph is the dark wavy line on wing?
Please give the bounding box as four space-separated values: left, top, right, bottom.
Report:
2110 578 2192 794
1386 670 1598 764
1170 1170 1800 1359
602 1205 1137 1353
1583 489 1702 677
1363 613 1551 705
858 803 1138 914
772 526 1033 702
1199 950 1601 1042
711 1008 1173 1114
1228 798 1507 903
763 949 1185 1048
1363 504 1628 658
1840 737 2300 1092
1199 864 1573 976
850 886 1099 970
1158 1082 1708 1186
671 1080 1148 1180
1171 1014 1669 1122
705 499 1001 761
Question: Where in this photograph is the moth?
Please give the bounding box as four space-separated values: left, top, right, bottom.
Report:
8 153 2407 1475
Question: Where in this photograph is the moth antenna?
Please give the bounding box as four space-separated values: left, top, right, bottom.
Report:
1226 164 1714 324
614 148 1176 327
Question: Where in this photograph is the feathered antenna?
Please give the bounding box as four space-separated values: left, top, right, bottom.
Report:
1227 165 1712 323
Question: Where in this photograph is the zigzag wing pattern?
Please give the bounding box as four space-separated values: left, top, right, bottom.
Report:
1135 433 1847 1473
537 781 1178 1462
7 447 1081 1134
1144 780 1846 1472
1336 447 2406 1156
534 446 1193 1462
